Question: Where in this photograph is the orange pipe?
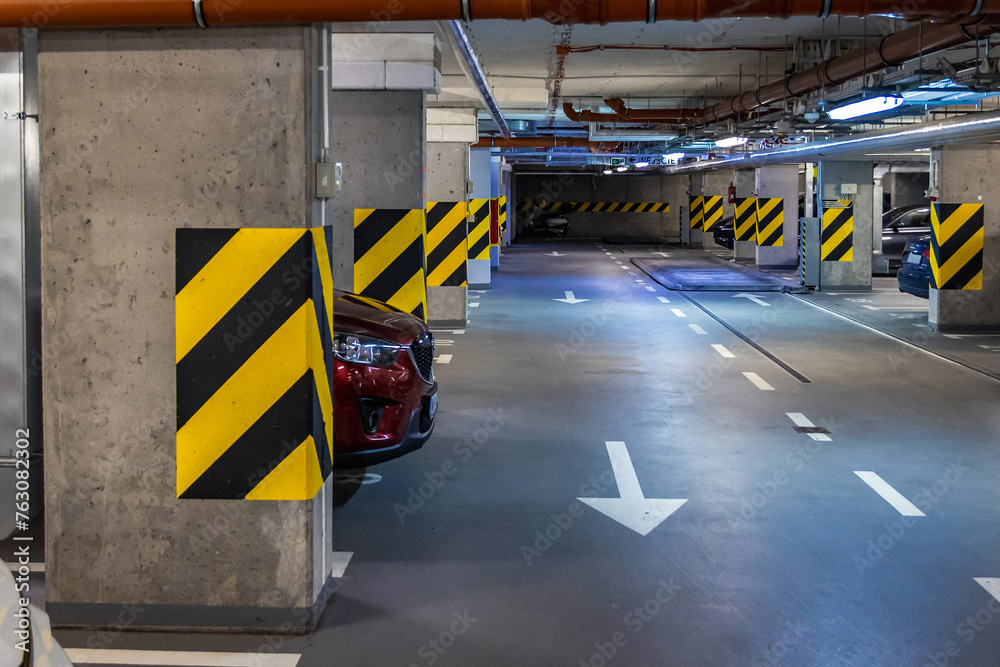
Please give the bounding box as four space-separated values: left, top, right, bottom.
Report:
1 0 998 28
473 136 616 150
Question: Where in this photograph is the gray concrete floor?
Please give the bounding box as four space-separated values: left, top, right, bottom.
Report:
55 241 1000 666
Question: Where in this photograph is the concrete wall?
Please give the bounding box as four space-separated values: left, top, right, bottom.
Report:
887 171 929 209
39 27 331 628
931 144 1000 332
818 161 874 290
327 90 425 290
515 172 677 241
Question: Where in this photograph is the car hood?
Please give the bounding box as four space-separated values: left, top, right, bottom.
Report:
332 290 427 345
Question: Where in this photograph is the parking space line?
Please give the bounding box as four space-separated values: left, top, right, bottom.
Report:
469 302 480 307
436 354 453 364
854 471 925 517
65 649 301 666
331 551 353 578
688 324 707 334
645 286 656 292
711 344 735 358
786 413 814 427
976 578 1000 603
671 309 687 318
742 372 774 391
657 296 670 304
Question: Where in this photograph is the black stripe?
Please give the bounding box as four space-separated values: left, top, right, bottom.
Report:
937 210 983 261
822 209 851 244
176 228 239 294
469 230 490 259
425 205 447 230
354 210 410 262
940 250 983 290
359 237 424 304
311 244 333 385
311 377 333 480
704 199 723 218
180 372 315 500
442 262 467 287
759 227 783 247
825 233 853 262
428 219 467 273
757 202 783 229
176 233 312 429
471 205 490 224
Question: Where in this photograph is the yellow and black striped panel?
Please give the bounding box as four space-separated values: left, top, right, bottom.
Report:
822 205 854 262
426 201 468 287
756 198 784 247
734 198 758 242
499 196 508 234
931 203 984 291
175 227 335 501
468 198 491 261
354 209 427 321
702 196 725 231
689 196 705 230
516 201 669 213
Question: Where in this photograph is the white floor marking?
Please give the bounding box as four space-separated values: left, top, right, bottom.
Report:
854 471 925 517
734 293 770 307
786 413 814 427
577 441 687 536
657 296 670 304
671 309 687 318
635 280 645 284
863 305 880 311
431 329 464 335
65 650 301 666
976 578 1000 603
469 302 480 307
711 344 735 358
331 551 353 578
809 433 833 442
688 324 707 335
742 372 774 391
436 354 453 364
554 291 590 304
615 260 623 264
6 562 44 573
645 286 657 292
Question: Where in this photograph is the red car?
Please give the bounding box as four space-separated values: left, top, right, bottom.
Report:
332 291 437 468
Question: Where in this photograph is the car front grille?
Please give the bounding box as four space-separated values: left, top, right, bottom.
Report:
410 332 434 382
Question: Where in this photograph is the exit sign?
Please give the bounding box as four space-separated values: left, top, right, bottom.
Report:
610 158 626 167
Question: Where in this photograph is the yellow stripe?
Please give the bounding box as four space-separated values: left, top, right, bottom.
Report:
936 204 981 244
305 304 334 463
938 227 984 286
177 303 311 496
427 244 467 286
245 436 325 501
354 210 421 293
176 229 303 363
387 269 427 317
426 203 466 251
310 228 335 341
822 221 853 258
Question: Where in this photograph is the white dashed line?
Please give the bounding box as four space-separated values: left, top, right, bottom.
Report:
331 551 353 577
620 266 630 270
469 302 480 307
635 280 645 284
854 471 925 517
645 286 656 292
863 305 880 311
436 354 453 364
688 324 707 335
787 413 831 441
711 344 735 359
742 372 774 391
976 578 1000 603
657 296 670 304
65 650 301 666
671 309 687 318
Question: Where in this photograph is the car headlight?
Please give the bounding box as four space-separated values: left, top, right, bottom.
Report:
332 333 402 367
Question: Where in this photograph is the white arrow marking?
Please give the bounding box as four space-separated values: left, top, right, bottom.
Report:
976 578 1000 603
554 291 590 304
855 471 925 517
548 251 566 256
578 441 687 536
734 293 771 307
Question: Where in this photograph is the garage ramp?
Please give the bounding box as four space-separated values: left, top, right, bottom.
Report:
633 257 804 292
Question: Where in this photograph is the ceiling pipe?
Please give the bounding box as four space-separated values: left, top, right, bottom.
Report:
473 136 618 150
1 0 999 28
662 109 1000 174
607 18 1000 128
445 20 511 139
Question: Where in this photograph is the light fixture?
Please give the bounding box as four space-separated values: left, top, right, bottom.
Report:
615 166 628 172
827 95 904 121
715 136 749 148
663 152 685 161
633 161 649 168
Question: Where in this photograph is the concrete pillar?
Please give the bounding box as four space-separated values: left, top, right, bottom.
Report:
818 161 874 290
662 174 687 242
327 89 425 291
469 147 491 288
686 173 705 248
734 170 756 261
754 165 800 269
930 144 1000 332
39 27 335 631
426 139 470 326
704 170 733 249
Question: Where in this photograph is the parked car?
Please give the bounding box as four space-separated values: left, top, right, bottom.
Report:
879 205 930 273
332 290 437 468
897 234 932 299
712 216 735 249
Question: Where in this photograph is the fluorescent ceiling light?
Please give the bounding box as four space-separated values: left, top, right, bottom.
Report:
633 161 649 168
715 136 749 148
663 152 685 161
827 95 904 121
615 166 628 172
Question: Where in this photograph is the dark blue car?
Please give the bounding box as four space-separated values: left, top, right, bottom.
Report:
897 234 931 299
